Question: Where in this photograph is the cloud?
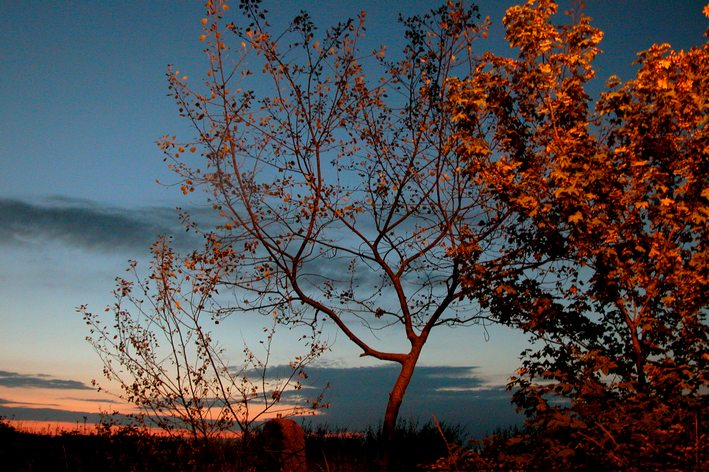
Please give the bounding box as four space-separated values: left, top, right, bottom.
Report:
0 404 106 424
0 397 60 407
60 397 120 404
0 366 520 436
258 365 521 437
0 370 91 390
0 196 201 252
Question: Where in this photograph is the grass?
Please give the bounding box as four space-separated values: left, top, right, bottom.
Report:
0 417 481 471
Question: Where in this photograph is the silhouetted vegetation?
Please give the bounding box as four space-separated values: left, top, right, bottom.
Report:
0 418 482 471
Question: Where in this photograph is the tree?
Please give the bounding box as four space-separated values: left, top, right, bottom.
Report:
450 0 707 468
80 236 327 440
159 0 498 440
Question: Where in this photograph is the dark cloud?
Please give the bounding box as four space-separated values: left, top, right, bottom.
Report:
0 197 202 252
0 404 106 424
0 398 60 407
60 397 120 404
260 365 521 437
0 370 91 390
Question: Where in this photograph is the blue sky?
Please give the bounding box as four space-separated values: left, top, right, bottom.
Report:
0 0 706 436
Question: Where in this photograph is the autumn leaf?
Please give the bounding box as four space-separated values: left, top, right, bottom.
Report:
568 211 583 223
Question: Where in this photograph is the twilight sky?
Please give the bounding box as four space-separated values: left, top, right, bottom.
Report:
1 0 706 436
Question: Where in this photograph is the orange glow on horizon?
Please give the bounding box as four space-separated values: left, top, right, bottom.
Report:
0 385 135 416
1 385 322 437
5 419 191 437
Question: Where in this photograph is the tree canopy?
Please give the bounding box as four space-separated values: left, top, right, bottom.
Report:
450 0 707 468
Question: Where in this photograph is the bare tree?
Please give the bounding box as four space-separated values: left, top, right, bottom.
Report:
80 236 327 440
161 0 497 439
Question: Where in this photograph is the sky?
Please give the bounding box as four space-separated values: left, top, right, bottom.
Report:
1 0 706 437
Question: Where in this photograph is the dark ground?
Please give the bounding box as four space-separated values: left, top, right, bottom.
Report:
0 418 473 471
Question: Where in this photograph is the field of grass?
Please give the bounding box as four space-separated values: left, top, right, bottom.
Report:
0 417 479 471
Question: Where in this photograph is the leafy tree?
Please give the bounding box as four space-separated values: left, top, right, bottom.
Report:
80 236 327 440
158 0 500 440
450 0 708 468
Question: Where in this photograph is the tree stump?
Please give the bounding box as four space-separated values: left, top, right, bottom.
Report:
262 418 307 472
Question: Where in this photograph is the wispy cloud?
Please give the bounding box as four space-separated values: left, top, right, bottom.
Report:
0 370 91 390
0 197 202 252
60 397 120 404
0 403 105 424
0 397 60 407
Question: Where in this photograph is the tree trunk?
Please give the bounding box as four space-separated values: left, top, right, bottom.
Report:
378 350 422 471
382 346 422 441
